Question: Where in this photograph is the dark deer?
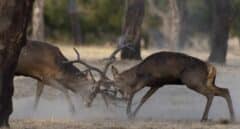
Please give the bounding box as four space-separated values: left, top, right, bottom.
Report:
110 51 235 121
15 40 97 113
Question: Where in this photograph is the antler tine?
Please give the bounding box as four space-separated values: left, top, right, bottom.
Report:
73 48 80 60
103 44 132 75
69 48 107 78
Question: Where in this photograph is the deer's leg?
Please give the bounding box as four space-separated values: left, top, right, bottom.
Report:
181 67 218 121
129 87 159 119
126 94 134 117
49 80 76 114
65 89 76 114
101 94 109 108
214 87 235 122
34 81 44 109
201 95 214 121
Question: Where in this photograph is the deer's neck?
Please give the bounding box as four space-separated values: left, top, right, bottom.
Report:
121 66 139 86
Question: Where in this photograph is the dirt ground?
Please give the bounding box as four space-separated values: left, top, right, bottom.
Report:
9 42 240 129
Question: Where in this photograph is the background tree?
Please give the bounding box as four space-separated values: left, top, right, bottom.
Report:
148 0 180 50
177 0 189 49
68 0 84 45
0 0 34 127
208 0 233 64
32 0 45 40
120 0 145 59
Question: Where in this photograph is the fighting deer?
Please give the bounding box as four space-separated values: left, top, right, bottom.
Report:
110 51 235 121
15 40 97 113
68 44 133 108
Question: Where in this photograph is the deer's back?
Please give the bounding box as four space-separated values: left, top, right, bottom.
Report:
136 52 209 85
16 40 83 81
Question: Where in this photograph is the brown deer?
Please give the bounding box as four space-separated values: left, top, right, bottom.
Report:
110 51 235 121
15 40 97 113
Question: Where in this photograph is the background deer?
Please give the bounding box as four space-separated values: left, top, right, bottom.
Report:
110 51 235 121
15 40 96 113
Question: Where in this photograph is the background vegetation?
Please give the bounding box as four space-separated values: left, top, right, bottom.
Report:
44 0 125 43
43 0 239 45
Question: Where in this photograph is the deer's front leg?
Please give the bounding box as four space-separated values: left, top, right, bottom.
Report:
34 81 44 110
126 94 134 117
129 87 159 119
49 80 75 114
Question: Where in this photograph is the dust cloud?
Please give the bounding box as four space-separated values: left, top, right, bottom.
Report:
11 65 240 122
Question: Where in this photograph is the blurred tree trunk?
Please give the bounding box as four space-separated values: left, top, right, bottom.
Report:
120 0 145 60
32 0 44 40
208 0 233 64
148 0 180 50
0 0 34 127
177 0 189 49
68 0 84 45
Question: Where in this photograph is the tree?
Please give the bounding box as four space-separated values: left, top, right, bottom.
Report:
208 0 233 64
148 0 180 50
177 0 189 49
0 0 34 127
32 0 45 40
120 0 145 60
68 0 84 45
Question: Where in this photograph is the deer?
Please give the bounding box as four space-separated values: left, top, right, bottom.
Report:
108 51 235 121
15 40 129 112
15 40 98 113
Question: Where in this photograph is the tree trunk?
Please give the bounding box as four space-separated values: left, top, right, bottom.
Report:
32 0 44 40
168 0 180 50
120 0 145 60
68 0 84 45
177 0 189 49
0 0 34 127
32 0 44 41
208 0 233 64
148 0 180 50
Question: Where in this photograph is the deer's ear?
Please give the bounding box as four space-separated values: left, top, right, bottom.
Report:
111 65 119 79
86 70 96 83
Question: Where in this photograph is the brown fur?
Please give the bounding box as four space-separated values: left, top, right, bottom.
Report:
111 51 235 121
15 40 95 112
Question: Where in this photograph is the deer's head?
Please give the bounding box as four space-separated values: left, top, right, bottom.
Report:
111 65 136 100
69 44 133 107
75 70 99 106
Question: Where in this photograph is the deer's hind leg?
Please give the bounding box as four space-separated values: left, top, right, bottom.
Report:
211 86 235 122
201 82 235 121
181 70 216 121
34 80 44 110
206 64 235 121
182 65 235 122
201 94 214 121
